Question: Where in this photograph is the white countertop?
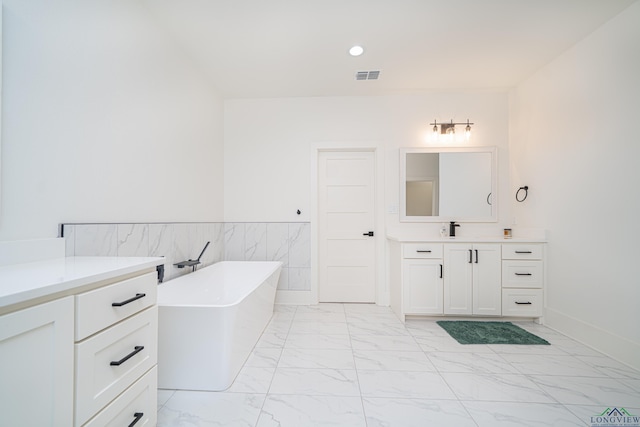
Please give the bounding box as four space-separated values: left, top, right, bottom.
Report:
387 235 547 243
0 256 163 311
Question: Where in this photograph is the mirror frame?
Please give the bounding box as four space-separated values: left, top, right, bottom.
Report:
400 146 497 222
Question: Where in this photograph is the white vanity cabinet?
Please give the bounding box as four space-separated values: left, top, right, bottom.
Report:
501 243 544 317
0 255 161 427
0 296 75 426
74 272 158 427
390 237 544 322
402 243 443 314
443 243 502 316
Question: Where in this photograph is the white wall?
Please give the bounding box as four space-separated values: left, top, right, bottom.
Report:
509 2 640 369
0 0 225 241
224 92 511 237
224 93 510 304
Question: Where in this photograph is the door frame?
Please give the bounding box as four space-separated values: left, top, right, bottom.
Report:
310 142 386 305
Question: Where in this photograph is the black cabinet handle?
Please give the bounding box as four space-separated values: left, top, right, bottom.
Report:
515 251 532 254
515 301 532 305
439 264 443 279
129 413 144 427
363 231 374 237
515 273 532 276
468 249 472 263
112 293 146 307
475 249 479 263
110 346 144 366
416 250 432 253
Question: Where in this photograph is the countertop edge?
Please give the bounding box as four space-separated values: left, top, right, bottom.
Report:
0 257 164 312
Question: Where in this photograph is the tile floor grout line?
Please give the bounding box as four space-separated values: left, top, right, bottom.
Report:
253 304 298 426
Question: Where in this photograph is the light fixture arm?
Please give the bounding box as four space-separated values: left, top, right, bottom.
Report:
430 119 475 127
430 119 474 137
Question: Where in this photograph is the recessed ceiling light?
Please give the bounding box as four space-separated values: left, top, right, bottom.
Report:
349 45 364 57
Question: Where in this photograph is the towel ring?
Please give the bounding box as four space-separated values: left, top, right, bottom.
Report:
516 186 529 202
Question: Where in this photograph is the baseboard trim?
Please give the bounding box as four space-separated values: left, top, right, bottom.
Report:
545 307 640 372
275 290 312 305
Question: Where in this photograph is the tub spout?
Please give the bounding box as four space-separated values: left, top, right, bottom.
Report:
173 241 210 272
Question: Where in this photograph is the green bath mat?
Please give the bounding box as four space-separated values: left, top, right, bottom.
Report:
437 321 550 345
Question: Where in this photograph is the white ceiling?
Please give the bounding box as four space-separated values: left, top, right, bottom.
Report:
141 0 636 98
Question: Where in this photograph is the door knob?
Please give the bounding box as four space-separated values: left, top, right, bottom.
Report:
363 231 374 237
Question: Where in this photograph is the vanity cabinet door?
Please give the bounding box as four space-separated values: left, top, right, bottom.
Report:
472 244 502 316
0 297 74 427
443 244 474 315
443 243 501 316
403 259 443 314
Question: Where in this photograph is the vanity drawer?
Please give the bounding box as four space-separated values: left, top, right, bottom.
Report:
403 243 443 259
502 289 543 317
76 272 157 341
75 306 158 427
82 366 157 427
502 261 543 288
502 244 543 260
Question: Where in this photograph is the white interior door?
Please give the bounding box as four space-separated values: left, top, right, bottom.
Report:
318 151 376 302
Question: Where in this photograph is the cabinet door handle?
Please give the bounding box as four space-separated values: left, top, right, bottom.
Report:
515 301 532 305
468 249 472 263
515 251 532 254
110 346 144 366
129 413 144 427
112 293 146 307
475 249 479 263
363 231 374 237
439 264 443 279
416 250 431 253
515 273 532 276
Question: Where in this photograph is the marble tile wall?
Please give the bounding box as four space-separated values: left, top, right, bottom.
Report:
61 222 310 289
223 223 311 291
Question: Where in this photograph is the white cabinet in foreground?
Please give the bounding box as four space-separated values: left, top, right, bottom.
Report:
0 297 74 426
0 256 160 427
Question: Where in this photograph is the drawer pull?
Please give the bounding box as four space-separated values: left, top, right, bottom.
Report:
439 264 443 279
515 273 532 276
416 250 432 253
515 251 532 254
112 293 146 307
110 346 144 366
515 301 532 305
129 412 144 427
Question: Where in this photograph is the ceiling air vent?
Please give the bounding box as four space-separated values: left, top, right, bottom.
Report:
355 70 380 81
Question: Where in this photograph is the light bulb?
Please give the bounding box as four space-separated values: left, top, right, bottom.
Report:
349 45 364 56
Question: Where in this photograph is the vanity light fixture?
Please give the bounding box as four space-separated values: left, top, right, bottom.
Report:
430 119 474 141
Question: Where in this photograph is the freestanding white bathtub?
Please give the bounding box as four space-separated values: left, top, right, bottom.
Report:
156 261 282 391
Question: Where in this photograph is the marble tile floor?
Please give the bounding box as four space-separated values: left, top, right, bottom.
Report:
157 304 640 426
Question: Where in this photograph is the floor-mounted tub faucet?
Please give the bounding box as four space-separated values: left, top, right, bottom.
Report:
173 241 211 272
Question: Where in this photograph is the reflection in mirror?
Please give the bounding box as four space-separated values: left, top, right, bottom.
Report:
400 147 497 222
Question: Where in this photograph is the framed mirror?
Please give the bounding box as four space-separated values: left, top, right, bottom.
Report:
400 147 497 222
